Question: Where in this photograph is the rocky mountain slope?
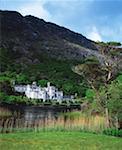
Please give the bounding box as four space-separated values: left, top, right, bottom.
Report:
0 10 99 62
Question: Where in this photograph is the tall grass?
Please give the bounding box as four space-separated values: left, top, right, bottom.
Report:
0 107 12 118
0 111 108 133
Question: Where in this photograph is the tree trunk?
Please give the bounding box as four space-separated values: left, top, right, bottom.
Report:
115 115 119 129
107 71 112 81
105 107 109 128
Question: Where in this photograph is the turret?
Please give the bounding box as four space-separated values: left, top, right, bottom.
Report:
32 81 36 86
47 82 50 87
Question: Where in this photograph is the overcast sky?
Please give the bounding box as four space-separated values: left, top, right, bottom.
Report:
1 0 122 42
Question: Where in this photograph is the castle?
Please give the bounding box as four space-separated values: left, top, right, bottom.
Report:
14 82 64 101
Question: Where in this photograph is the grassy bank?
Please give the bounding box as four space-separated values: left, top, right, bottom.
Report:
0 131 122 150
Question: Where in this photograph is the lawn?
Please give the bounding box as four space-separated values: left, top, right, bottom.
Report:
0 131 122 150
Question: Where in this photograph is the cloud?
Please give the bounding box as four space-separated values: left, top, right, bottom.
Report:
99 14 122 42
19 0 51 20
87 26 102 42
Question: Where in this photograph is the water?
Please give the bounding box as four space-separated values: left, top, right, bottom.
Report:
0 104 80 119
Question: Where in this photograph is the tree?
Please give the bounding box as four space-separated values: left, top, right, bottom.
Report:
0 92 7 103
85 89 95 102
73 54 120 128
0 80 14 95
73 56 105 109
107 41 121 47
99 75 122 128
62 82 74 95
16 73 29 84
38 79 48 87
96 41 121 47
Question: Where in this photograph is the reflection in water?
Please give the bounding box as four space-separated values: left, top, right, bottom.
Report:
24 107 58 122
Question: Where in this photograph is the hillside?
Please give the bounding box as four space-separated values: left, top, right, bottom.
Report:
0 10 99 96
0 10 99 63
0 10 121 97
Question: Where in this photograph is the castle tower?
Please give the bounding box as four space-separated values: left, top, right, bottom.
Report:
32 81 36 86
47 82 50 87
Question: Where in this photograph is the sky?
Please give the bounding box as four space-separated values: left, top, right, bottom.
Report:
1 0 122 42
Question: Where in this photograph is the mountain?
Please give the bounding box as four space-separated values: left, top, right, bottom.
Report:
0 10 99 62
0 10 121 97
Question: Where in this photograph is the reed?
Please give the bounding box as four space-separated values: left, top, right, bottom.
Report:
0 111 109 133
0 107 12 118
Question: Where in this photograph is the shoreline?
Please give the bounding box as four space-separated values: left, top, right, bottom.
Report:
0 102 81 111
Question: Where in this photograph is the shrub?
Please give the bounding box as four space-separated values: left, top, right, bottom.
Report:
118 129 122 137
103 128 122 137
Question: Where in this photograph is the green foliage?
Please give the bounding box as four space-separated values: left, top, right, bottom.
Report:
107 41 121 46
99 74 122 127
97 41 121 46
0 92 7 102
0 80 14 95
85 89 95 101
96 41 107 46
62 82 74 94
0 54 88 96
16 74 29 84
0 48 22 72
107 80 122 121
7 95 24 104
74 56 105 90
38 79 48 87
103 128 122 137
0 76 10 82
4 96 42 105
116 74 122 83
110 50 120 57
84 56 100 65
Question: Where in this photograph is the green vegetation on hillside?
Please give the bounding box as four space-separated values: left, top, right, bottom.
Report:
0 48 89 105
97 41 121 46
